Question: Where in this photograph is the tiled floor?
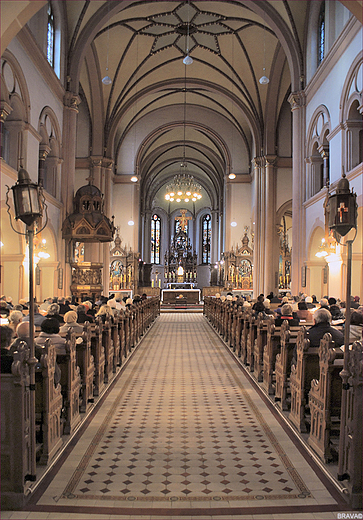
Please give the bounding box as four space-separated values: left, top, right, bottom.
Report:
3 314 352 519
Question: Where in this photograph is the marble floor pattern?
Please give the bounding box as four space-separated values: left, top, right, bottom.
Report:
7 313 349 519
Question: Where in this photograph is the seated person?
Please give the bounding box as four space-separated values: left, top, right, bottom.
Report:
263 299 275 317
296 301 313 322
1 325 15 372
0 301 10 318
36 317 66 354
95 304 114 323
275 303 300 327
8 310 23 335
77 304 95 324
306 308 344 348
252 294 265 315
349 310 362 344
60 311 84 334
10 321 33 352
46 303 64 324
22 304 46 326
275 296 289 315
329 304 345 322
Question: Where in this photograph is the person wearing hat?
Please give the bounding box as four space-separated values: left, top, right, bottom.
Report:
60 311 84 334
36 317 67 354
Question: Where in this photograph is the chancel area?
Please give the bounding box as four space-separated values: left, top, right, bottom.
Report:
0 1 362 518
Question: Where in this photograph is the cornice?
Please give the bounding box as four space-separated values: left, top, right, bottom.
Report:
17 25 65 103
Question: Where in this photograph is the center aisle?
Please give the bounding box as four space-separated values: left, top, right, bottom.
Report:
27 313 345 518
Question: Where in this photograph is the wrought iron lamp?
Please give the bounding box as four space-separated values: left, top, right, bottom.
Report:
328 173 358 483
6 167 48 482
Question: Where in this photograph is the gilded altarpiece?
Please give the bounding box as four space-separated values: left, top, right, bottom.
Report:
223 231 253 290
109 230 139 292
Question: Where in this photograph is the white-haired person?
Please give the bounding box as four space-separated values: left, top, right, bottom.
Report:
95 304 114 323
8 310 23 335
60 311 84 334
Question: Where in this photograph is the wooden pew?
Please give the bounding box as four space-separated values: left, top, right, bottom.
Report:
75 323 95 413
274 322 301 410
56 331 81 435
338 341 362 509
254 314 274 382
90 318 105 397
308 333 343 462
289 327 320 432
240 307 252 365
234 307 244 356
246 312 257 372
1 343 34 509
262 320 281 395
111 315 121 370
102 317 114 384
35 339 63 465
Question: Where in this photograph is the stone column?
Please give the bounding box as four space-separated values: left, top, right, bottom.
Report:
143 210 152 263
211 209 219 264
264 155 277 295
288 91 306 296
62 92 81 292
252 157 265 298
102 158 114 296
38 145 50 187
318 144 329 188
0 102 12 159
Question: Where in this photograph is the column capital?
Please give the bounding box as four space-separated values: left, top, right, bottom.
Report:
252 156 264 169
0 101 13 123
288 91 306 111
64 92 81 113
317 144 329 159
39 144 51 161
264 155 277 167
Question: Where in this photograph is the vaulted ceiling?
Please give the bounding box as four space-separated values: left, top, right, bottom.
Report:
63 1 310 211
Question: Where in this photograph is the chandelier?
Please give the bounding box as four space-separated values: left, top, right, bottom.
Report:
165 170 202 203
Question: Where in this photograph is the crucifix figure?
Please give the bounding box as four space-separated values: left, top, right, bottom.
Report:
338 202 348 222
175 209 192 232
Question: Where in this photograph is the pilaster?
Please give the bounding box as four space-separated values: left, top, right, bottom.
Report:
288 91 306 295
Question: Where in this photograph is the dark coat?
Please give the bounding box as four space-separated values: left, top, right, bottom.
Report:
307 322 344 347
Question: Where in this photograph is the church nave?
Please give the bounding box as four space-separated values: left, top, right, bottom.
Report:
5 313 348 520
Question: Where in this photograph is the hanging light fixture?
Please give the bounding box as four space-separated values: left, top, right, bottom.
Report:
165 59 202 204
259 15 269 85
102 3 112 85
165 172 202 203
183 1 193 65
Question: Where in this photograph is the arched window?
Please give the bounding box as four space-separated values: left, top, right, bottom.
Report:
317 2 325 66
201 214 211 264
151 214 161 264
47 2 55 68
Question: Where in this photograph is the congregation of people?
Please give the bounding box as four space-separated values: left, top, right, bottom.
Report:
0 293 148 372
213 291 362 349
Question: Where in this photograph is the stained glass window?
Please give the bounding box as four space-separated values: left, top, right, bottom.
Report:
47 2 55 68
151 214 161 264
318 2 325 66
202 214 211 264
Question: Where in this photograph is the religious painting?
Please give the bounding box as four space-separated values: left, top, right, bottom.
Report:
110 260 123 290
239 259 253 289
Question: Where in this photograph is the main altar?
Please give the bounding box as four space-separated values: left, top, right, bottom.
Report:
164 210 198 285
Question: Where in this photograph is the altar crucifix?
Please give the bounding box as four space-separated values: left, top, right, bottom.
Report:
175 209 192 232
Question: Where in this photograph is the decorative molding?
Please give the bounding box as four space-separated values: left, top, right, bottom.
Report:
288 91 306 111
